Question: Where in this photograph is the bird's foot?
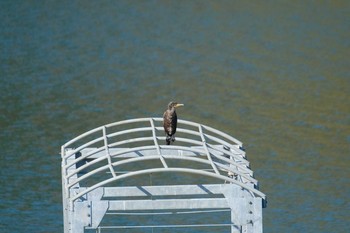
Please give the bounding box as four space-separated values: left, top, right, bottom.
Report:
166 135 171 145
165 135 176 145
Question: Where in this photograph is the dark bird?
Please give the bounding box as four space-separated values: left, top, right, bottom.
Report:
163 102 184 145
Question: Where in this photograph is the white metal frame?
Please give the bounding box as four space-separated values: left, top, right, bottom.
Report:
61 118 266 233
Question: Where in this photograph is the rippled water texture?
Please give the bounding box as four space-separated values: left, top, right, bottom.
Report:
0 1 349 232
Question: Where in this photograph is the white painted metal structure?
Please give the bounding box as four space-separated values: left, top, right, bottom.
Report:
61 118 267 233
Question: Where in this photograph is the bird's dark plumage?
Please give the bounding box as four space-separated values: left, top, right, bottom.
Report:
163 102 184 145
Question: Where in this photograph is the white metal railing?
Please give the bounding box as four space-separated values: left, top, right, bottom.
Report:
61 117 267 233
61 117 265 202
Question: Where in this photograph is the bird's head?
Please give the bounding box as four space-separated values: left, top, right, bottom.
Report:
168 101 184 110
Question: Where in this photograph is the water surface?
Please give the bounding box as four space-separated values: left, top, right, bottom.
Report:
0 1 349 232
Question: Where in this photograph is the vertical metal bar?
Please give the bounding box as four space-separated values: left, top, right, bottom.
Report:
198 124 220 175
61 146 69 197
150 118 168 168
61 146 69 233
103 126 117 177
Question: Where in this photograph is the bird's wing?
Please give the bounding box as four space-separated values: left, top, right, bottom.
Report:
171 111 177 135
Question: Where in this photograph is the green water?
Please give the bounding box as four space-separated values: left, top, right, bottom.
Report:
0 1 349 232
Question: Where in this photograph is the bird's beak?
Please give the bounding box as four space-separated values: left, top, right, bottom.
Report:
175 103 184 108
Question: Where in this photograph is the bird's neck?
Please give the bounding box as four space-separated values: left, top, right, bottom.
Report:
168 108 176 116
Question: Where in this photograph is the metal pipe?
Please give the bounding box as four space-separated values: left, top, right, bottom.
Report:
70 168 266 203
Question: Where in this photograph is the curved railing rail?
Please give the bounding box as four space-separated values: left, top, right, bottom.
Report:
61 118 266 205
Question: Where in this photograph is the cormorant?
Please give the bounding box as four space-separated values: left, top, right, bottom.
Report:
163 102 184 145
